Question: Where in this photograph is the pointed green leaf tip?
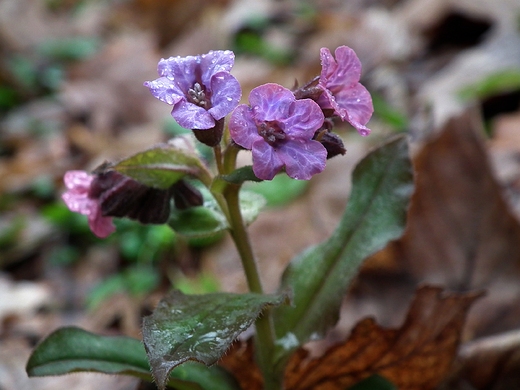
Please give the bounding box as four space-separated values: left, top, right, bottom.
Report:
143 290 286 390
273 135 414 361
113 143 204 189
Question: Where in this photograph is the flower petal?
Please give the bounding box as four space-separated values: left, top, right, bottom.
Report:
200 50 235 86
171 100 216 129
321 83 373 135
249 83 294 122
208 72 241 121
62 191 93 215
88 206 116 238
143 76 184 105
229 104 262 149
283 99 324 139
251 139 284 180
278 140 327 180
62 171 95 215
63 170 93 192
157 56 199 92
320 46 362 91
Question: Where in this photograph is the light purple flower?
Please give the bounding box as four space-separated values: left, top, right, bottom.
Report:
62 170 115 238
317 46 373 136
144 50 241 130
230 83 326 180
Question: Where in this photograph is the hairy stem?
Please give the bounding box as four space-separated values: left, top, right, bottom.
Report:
225 184 282 389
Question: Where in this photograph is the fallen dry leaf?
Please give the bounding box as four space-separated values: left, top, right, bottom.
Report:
220 286 483 390
443 329 520 389
355 111 520 337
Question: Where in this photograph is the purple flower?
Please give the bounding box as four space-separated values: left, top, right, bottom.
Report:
62 171 115 238
229 83 326 180
144 50 241 130
317 46 373 136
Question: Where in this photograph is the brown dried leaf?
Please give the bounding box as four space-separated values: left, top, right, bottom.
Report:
220 338 263 390
220 286 482 390
353 111 520 337
394 112 520 335
444 329 520 389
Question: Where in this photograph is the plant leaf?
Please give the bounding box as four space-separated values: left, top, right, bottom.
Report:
273 136 414 361
283 286 483 390
221 166 262 184
113 143 204 189
142 290 286 390
26 327 150 378
169 189 265 240
26 327 238 390
220 286 482 390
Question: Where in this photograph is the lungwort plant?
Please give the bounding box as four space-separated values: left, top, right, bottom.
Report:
26 46 414 390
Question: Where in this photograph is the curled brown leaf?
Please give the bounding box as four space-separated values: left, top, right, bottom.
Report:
220 286 483 390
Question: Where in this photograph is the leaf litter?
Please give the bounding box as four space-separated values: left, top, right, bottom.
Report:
2 0 520 389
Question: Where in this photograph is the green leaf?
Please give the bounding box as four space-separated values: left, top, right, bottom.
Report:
169 205 227 239
372 93 408 132
273 136 414 363
113 144 204 189
221 166 262 184
86 265 159 309
169 189 265 241
37 37 100 61
26 327 151 379
349 375 397 390
142 290 286 390
458 69 520 101
26 327 238 390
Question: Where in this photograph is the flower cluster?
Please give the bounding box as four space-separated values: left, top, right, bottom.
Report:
64 46 373 237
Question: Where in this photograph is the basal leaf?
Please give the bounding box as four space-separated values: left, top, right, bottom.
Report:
26 327 150 379
113 144 204 189
26 327 238 390
273 136 414 364
142 290 285 390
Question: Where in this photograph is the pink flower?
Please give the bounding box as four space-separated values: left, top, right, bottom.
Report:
229 83 326 180
317 46 373 136
61 171 115 238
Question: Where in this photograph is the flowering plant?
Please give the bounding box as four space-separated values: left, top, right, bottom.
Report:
27 47 414 389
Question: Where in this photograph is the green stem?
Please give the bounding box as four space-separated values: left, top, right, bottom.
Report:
213 144 224 175
223 143 239 175
224 184 282 389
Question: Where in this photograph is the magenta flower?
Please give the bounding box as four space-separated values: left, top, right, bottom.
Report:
62 171 115 238
230 83 326 180
144 50 241 130
317 46 373 136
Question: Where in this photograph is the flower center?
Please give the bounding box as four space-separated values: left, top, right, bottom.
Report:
258 121 286 146
187 82 210 109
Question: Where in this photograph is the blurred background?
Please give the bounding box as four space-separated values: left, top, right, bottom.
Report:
2 0 520 389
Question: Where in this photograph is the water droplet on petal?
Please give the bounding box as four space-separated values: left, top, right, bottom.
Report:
226 97 232 101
